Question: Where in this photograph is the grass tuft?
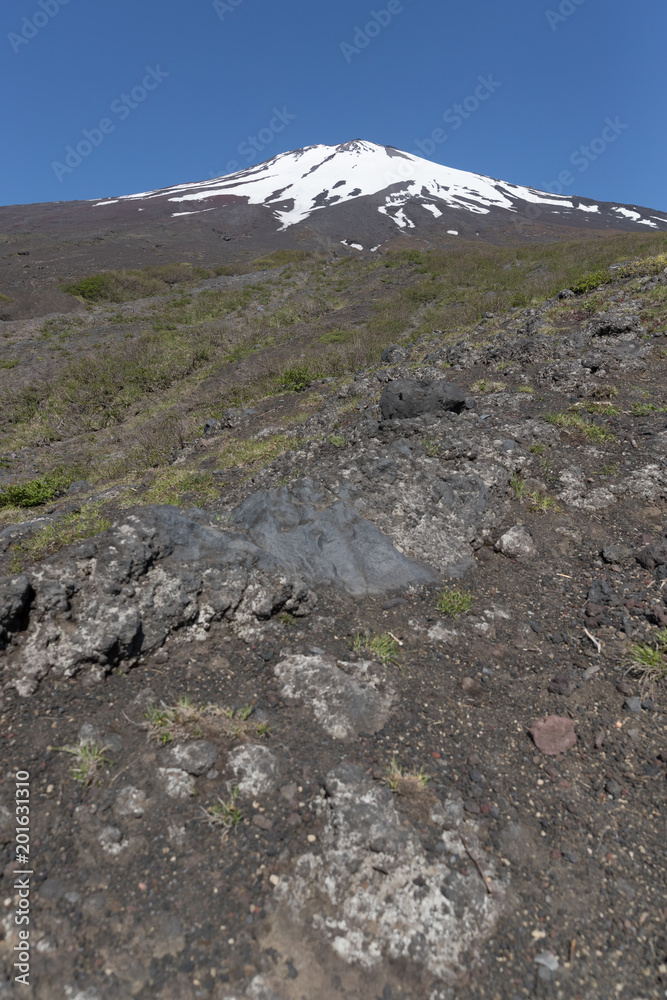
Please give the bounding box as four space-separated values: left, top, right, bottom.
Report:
545 411 616 443
350 632 401 666
625 639 666 688
437 587 472 618
386 756 431 793
55 741 111 786
202 787 243 831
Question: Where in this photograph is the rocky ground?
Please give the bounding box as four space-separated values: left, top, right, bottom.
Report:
1 251 667 1000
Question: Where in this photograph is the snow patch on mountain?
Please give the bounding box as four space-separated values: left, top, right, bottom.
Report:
93 140 667 235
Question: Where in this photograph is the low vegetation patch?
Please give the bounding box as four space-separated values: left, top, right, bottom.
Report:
625 634 667 688
141 469 218 506
8 504 111 571
319 329 355 344
0 468 78 509
528 490 560 513
510 472 530 501
145 698 268 745
571 250 667 295
250 249 313 269
41 316 86 339
546 411 616 443
55 741 111 786
471 379 505 394
203 787 243 832
275 363 321 392
436 587 472 618
213 433 299 473
351 632 401 666
386 756 430 792
63 263 210 303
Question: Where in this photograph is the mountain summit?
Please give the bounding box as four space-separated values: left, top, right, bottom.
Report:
93 139 667 239
3 140 666 319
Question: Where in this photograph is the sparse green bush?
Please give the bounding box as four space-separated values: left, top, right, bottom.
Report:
0 469 76 509
618 251 667 280
571 270 612 295
63 263 210 303
276 363 319 392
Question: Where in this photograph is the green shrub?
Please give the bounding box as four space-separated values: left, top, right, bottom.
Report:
618 251 667 280
571 270 612 294
276 363 319 392
0 469 76 509
63 263 210 303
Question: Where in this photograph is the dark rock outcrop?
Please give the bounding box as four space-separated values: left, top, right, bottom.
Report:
380 378 466 420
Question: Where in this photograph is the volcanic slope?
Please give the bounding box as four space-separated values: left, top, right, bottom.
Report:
3 141 667 321
0 232 667 999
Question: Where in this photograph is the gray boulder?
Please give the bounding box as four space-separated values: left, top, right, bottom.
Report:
270 763 506 992
0 574 33 648
232 479 438 596
2 489 438 695
495 525 537 560
380 378 466 420
274 654 394 739
586 310 642 338
166 741 218 776
380 344 411 364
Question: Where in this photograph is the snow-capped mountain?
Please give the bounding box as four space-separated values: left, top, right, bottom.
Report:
92 140 667 239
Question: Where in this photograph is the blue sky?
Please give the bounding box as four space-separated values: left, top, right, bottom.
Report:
2 0 666 210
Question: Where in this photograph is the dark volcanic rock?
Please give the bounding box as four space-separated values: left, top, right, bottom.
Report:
588 579 612 604
0 574 33 648
379 378 466 420
380 344 411 364
232 479 438 596
2 492 438 695
636 538 667 569
586 309 642 338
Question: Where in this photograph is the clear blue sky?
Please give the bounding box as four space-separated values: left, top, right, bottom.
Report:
2 0 666 210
